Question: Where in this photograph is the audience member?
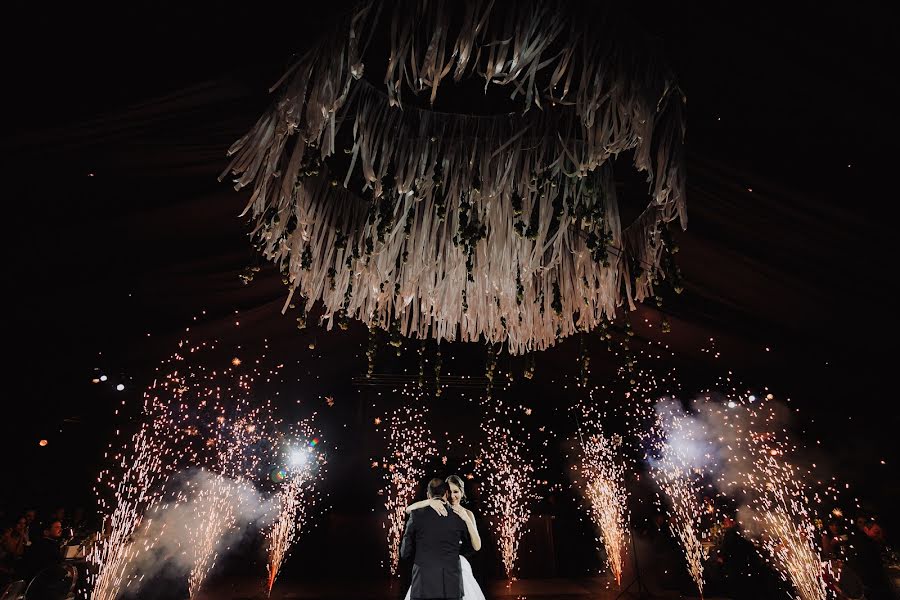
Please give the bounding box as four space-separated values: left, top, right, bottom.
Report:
846 518 893 600
22 519 64 581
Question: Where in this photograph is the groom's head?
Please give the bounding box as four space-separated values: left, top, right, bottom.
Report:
427 478 448 500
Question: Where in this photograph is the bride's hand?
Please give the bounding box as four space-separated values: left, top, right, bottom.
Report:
450 503 469 522
429 498 448 516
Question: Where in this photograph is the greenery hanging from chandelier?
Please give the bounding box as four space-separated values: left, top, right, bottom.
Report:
222 0 687 354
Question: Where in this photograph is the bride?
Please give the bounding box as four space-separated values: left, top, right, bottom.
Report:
403 475 486 600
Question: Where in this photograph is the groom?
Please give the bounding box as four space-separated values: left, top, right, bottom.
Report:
400 478 473 599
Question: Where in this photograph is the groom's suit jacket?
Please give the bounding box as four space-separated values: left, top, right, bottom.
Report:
400 505 474 599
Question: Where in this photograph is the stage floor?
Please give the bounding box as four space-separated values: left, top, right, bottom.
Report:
197 576 718 600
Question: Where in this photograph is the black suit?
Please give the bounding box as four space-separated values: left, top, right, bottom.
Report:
400 506 473 600
21 536 62 581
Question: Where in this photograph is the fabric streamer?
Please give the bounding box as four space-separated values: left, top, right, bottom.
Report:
222 0 686 354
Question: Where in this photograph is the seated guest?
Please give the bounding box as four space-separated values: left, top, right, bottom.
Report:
22 520 64 581
24 509 39 546
2 517 29 560
1 516 29 582
846 518 893 600
822 518 848 559
49 508 68 532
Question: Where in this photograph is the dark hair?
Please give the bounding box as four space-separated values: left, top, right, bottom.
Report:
43 519 62 532
427 478 448 499
445 475 466 502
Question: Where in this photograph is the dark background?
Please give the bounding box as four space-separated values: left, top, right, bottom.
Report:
1 0 897 586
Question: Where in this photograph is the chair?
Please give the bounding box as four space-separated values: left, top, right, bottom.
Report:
0 580 27 600
23 565 76 600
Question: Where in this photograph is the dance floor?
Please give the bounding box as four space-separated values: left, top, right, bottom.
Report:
196 576 719 600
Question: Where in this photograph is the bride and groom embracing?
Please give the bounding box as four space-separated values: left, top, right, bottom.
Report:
400 475 486 600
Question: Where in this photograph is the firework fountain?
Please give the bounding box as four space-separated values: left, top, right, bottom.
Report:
88 426 169 600
646 400 712 597
654 394 832 600
378 401 438 576
475 411 540 579
716 399 829 600
90 336 283 599
574 425 629 586
88 341 217 600
265 418 328 595
186 409 272 599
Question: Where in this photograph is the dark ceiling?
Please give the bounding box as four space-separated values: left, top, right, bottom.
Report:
1 2 897 518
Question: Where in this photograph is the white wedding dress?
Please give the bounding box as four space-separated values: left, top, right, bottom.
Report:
403 555 486 600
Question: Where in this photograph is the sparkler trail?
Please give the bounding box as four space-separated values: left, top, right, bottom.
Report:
265 418 328 595
90 331 285 600
475 415 539 579
187 409 273 599
89 341 213 600
665 395 831 600
266 477 301 595
574 425 629 585
752 505 827 600
645 401 712 597
89 426 169 600
726 402 829 600
377 401 438 576
185 475 241 599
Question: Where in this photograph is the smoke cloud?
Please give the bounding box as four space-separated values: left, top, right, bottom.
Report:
121 468 275 595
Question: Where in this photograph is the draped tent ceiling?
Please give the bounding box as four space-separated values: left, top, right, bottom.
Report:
2 2 897 509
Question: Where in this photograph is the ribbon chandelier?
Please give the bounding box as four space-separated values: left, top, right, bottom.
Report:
223 0 686 354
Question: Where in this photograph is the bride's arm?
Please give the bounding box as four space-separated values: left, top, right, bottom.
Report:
465 509 482 552
452 505 481 551
404 498 447 515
